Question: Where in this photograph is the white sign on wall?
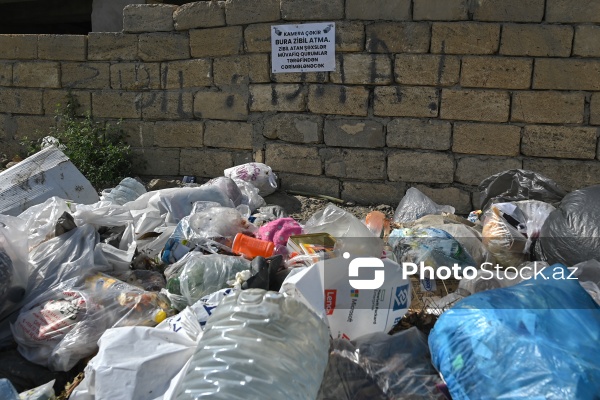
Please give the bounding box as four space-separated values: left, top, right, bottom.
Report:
271 22 336 73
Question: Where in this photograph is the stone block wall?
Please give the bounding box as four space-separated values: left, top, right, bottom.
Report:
1 0 600 211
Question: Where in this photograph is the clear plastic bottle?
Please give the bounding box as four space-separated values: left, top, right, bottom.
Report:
0 378 18 400
176 289 330 400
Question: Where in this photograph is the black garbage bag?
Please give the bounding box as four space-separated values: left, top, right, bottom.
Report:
478 169 567 211
536 185 600 266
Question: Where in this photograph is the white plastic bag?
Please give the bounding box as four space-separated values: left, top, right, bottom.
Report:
393 187 455 223
101 177 147 206
232 179 266 212
224 163 278 196
17 197 72 250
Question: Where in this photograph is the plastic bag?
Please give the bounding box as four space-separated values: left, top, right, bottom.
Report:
478 169 567 211
164 253 250 310
304 204 383 258
481 203 528 267
0 216 30 321
203 177 243 207
318 327 445 400
224 163 278 196
101 177 146 206
393 187 455 224
18 380 55 400
17 197 73 250
536 185 600 266
161 207 256 264
428 264 600 399
233 179 266 212
12 273 170 371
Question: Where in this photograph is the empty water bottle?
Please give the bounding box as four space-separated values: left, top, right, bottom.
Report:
175 289 330 400
102 177 146 205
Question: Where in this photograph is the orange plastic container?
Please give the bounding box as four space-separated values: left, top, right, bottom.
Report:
232 233 275 259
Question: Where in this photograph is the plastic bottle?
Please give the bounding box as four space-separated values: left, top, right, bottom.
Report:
102 177 146 205
0 378 19 400
175 289 330 400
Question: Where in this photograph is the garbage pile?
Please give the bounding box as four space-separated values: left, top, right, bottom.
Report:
0 147 600 399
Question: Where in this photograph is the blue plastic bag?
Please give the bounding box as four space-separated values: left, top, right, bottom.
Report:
429 264 600 399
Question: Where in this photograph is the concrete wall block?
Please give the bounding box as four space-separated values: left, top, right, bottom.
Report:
281 0 343 21
546 0 600 23
394 54 460 86
141 91 194 120
342 181 406 205
330 54 392 85
123 4 176 33
174 1 226 30
271 71 328 83
43 90 91 116
13 62 60 88
190 26 243 57
323 148 386 180
336 21 365 52
62 62 110 89
279 172 340 198
204 120 253 149
366 22 430 53
461 56 533 89
522 126 597 159
453 122 521 156
533 59 600 90
88 33 138 61
455 156 522 186
38 35 86 61
388 151 454 183
161 59 213 89
133 147 180 176
194 90 248 120
11 115 54 141
387 118 451 150
244 23 272 53
431 22 500 55
153 120 203 148
500 24 573 57
263 113 323 143
265 143 322 175
413 185 472 214
324 119 385 148
110 63 161 90
213 54 270 85
440 89 510 122
0 35 37 60
472 0 544 22
512 91 585 124
0 63 11 86
523 158 600 191
308 84 369 117
225 0 280 25
346 0 411 21
180 148 234 177
118 120 155 148
374 86 439 118
574 25 600 57
92 91 142 119
138 33 189 61
591 93 600 126
413 0 469 21
249 84 306 112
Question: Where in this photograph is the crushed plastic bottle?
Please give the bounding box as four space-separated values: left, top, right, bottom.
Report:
175 289 330 400
102 177 146 206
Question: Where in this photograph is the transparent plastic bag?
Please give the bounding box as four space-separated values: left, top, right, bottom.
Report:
101 177 146 206
17 197 72 250
393 188 455 223
0 216 30 321
232 179 266 213
12 273 170 371
317 327 445 400
18 379 55 400
161 207 256 264
164 253 250 310
429 264 600 400
203 177 243 207
224 163 278 196
481 204 528 267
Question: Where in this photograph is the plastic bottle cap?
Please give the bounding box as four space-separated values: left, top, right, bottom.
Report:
154 310 167 323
